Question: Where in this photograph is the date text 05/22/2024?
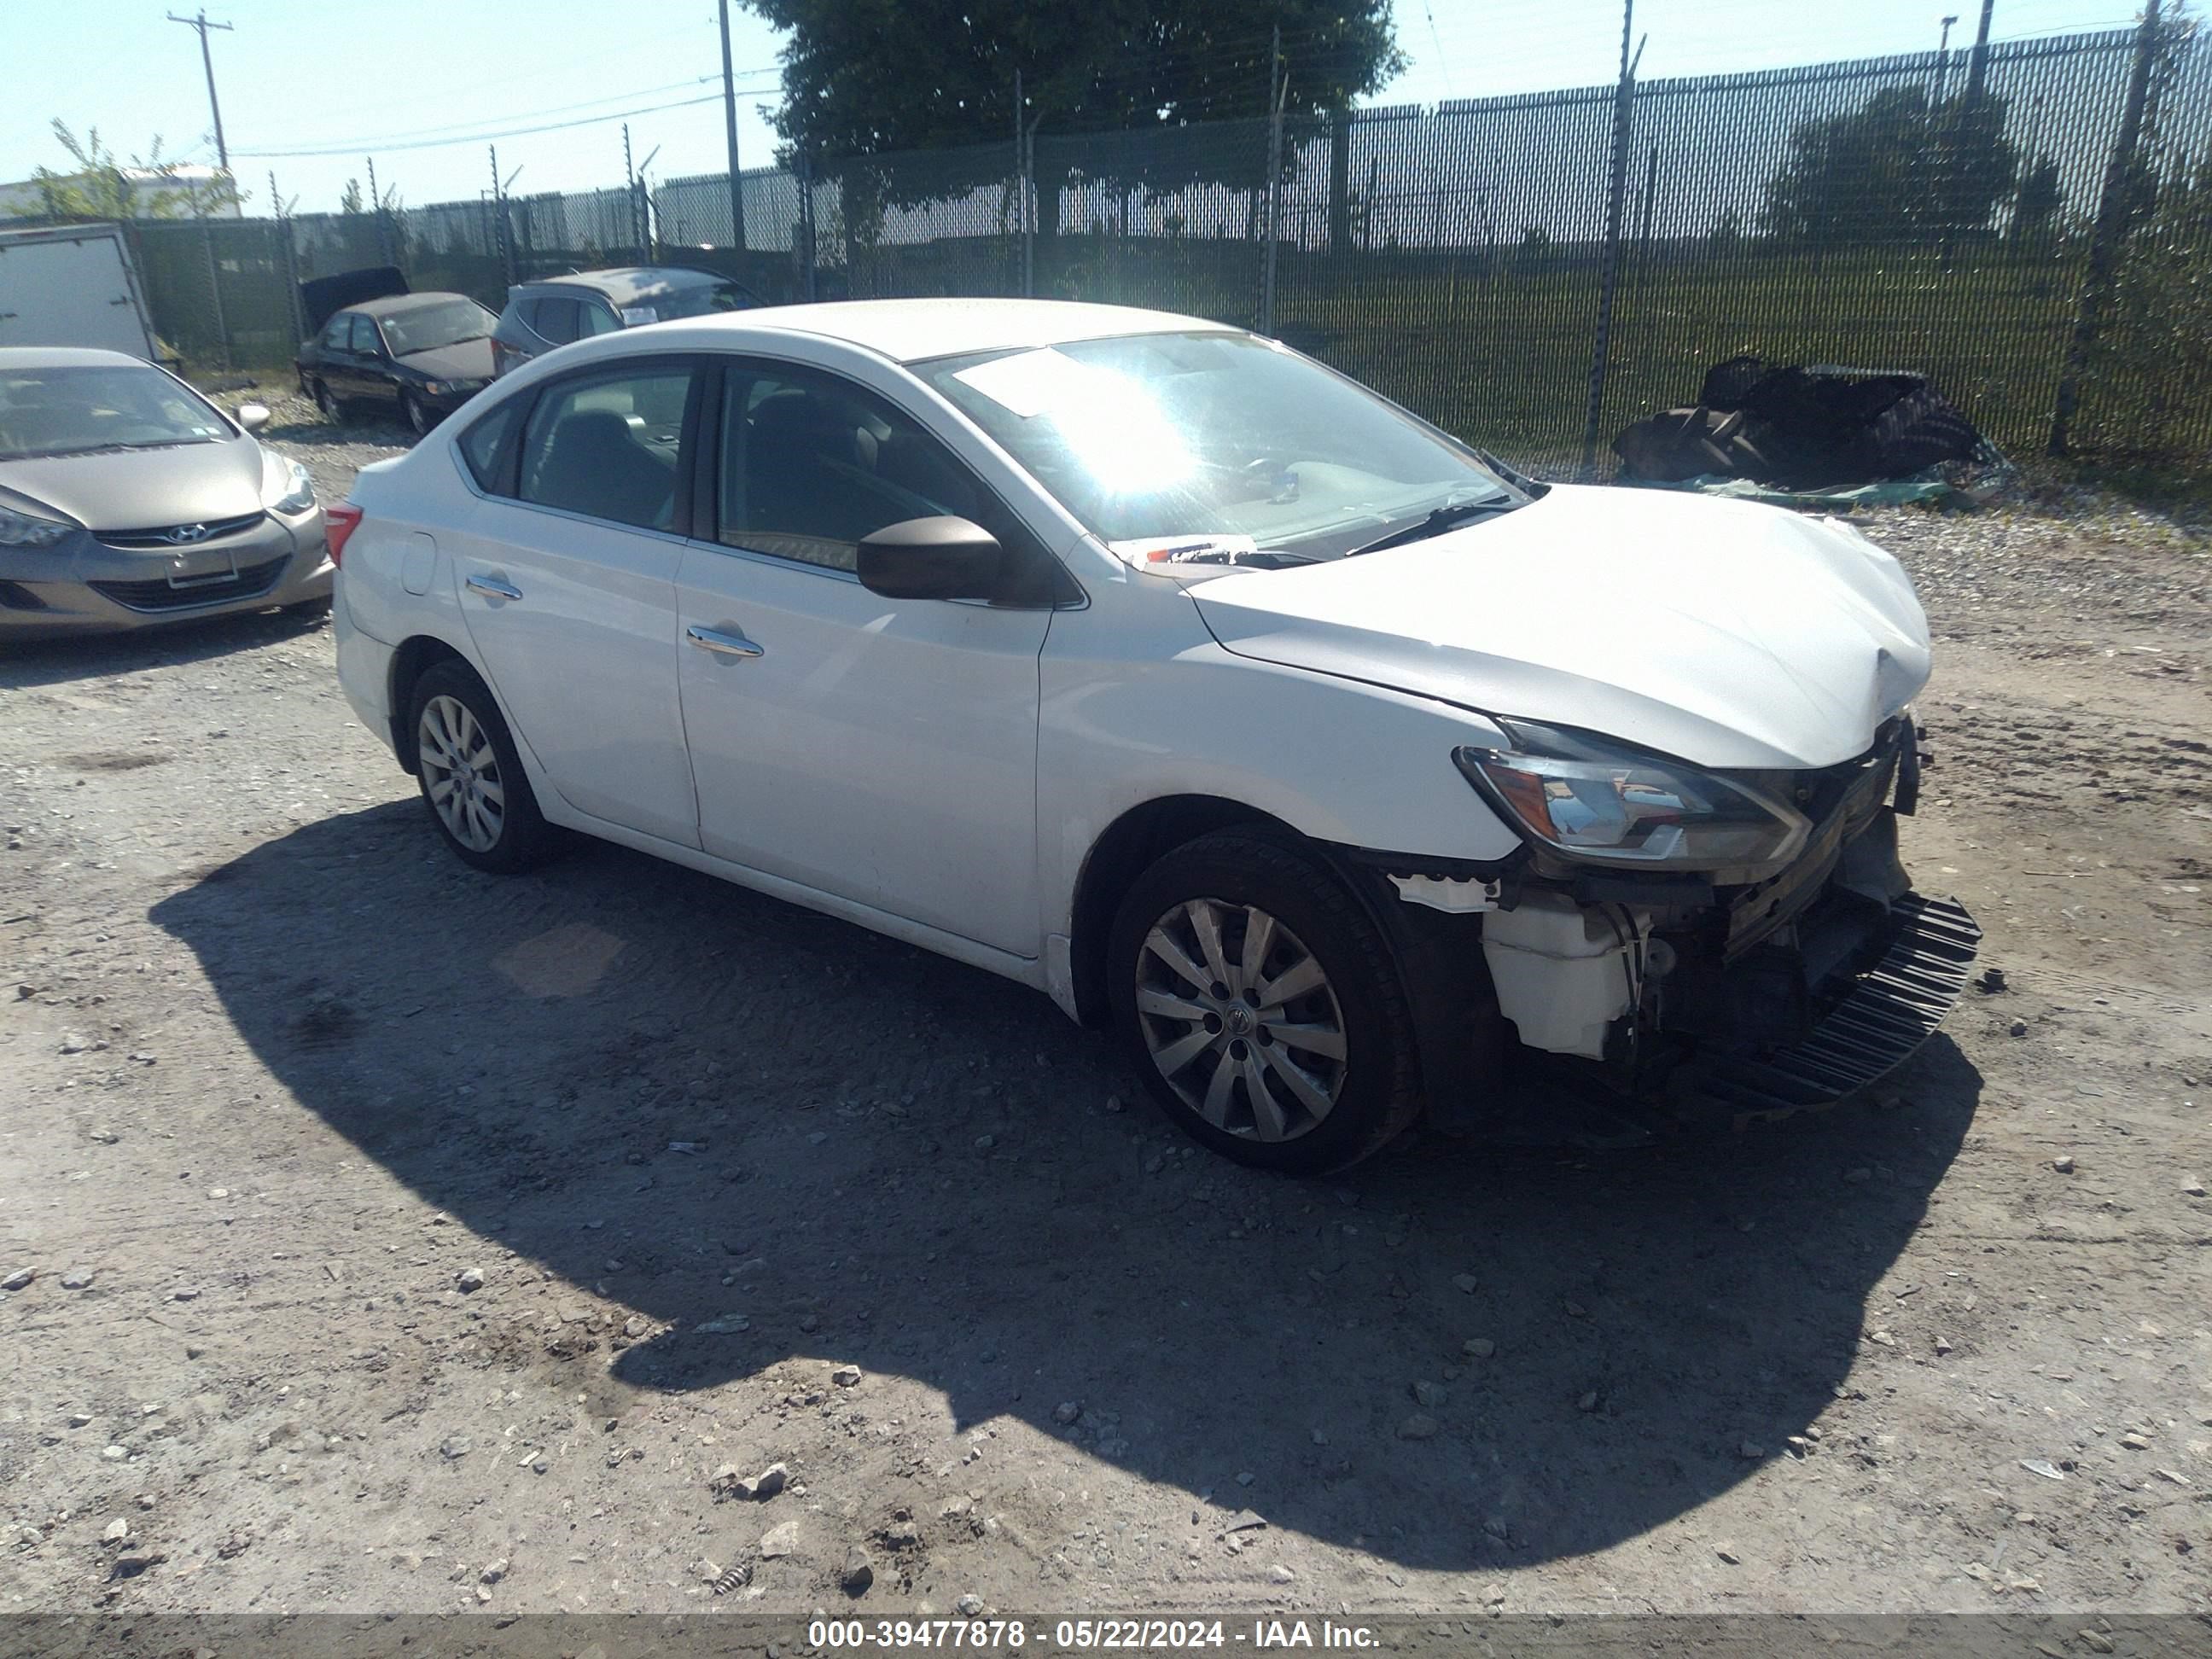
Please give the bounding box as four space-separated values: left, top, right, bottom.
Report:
806 1620 1384 1650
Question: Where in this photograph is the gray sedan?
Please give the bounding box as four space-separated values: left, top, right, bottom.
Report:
0 346 331 639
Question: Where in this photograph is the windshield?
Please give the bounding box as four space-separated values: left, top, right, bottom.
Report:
0 364 234 461
637 280 754 323
917 331 1521 562
380 299 495 356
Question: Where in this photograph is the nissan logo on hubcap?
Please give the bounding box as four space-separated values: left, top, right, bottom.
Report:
162 523 211 545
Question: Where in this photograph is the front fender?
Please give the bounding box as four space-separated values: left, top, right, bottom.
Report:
1038 597 1522 942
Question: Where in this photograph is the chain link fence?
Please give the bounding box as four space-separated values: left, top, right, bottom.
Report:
36 22 2211 472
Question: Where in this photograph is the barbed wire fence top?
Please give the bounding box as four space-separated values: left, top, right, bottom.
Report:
67 20 2212 474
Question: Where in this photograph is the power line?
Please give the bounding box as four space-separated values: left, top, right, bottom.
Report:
252 77 723 152
232 90 777 160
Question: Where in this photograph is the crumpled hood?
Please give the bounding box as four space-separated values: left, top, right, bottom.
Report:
394 339 494 382
0 437 264 533
1189 484 1931 769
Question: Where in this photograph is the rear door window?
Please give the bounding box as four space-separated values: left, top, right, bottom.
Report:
515 364 694 533
458 399 523 494
531 297 581 346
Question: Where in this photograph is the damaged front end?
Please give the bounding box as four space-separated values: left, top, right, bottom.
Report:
1396 713 1979 1136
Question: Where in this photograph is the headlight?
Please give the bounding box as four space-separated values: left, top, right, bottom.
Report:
422 381 451 398
1453 719 1810 873
261 456 317 515
0 503 75 548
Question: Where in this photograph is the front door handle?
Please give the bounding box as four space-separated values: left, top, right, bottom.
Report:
466 573 522 601
687 624 764 659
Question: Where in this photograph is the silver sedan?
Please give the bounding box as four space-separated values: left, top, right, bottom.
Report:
0 346 331 638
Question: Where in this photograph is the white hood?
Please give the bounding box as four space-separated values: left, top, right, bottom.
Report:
1188 485 1931 769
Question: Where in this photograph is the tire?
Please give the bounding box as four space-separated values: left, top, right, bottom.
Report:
400 388 433 437
314 380 342 422
1107 830 1423 1174
405 660 556 874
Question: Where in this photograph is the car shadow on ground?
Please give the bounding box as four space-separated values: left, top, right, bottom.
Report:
150 803 1982 1571
0 605 329 690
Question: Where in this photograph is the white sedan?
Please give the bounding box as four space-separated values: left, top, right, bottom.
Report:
330 299 1977 1172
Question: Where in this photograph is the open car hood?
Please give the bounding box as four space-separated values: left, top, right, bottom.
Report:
1187 484 1931 770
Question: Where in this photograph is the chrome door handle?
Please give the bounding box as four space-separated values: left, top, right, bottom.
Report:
686 625 764 659
466 573 522 601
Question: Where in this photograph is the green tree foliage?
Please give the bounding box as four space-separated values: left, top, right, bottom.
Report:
9 120 240 219
1761 85 2018 246
2010 154 2064 242
2099 164 2212 419
745 0 1402 227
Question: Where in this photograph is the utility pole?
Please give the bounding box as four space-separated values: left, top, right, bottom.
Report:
637 145 661 262
1260 26 1286 335
718 0 748 248
167 10 234 173
624 124 640 257
367 154 390 265
1964 0 1996 102
1578 0 1640 477
2050 0 2163 453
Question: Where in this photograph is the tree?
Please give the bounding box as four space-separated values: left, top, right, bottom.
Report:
745 0 1403 237
1761 84 2017 247
7 120 239 219
2010 154 2064 242
340 178 366 215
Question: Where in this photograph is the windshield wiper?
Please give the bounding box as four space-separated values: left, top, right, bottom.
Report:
1346 493 1518 557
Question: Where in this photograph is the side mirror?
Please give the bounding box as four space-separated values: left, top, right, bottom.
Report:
856 515 1004 602
236 403 271 433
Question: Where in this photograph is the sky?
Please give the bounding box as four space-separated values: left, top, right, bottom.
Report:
0 0 2153 218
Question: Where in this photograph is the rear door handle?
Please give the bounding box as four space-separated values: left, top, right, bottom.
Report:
466 573 522 601
686 624 764 659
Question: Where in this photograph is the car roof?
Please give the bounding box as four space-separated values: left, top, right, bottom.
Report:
526 266 730 304
346 292 480 318
0 346 158 371
667 298 1238 365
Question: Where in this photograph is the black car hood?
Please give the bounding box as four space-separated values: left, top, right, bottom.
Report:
393 339 495 382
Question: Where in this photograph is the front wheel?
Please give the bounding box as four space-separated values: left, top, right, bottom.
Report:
1107 830 1423 1174
400 388 433 437
407 660 555 874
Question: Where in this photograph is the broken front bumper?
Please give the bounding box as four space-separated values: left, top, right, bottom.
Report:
1672 889 1980 1128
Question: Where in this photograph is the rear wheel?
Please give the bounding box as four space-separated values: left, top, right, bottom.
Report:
406 660 554 874
314 379 341 422
1107 830 1423 1173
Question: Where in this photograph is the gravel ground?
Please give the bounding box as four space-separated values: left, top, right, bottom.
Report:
1 403 2207 1620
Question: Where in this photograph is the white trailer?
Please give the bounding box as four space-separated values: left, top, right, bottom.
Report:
0 223 159 358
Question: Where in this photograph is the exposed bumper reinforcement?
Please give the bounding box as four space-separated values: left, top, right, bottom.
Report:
1679 892 1982 1126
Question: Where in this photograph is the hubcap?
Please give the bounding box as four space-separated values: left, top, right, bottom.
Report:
416 694 505 853
1135 898 1347 1143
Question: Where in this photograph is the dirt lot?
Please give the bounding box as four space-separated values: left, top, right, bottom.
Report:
2 408 2208 1620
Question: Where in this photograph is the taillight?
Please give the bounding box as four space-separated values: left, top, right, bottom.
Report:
324 502 364 567
491 339 520 377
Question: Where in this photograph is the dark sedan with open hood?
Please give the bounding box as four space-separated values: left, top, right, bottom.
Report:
0 346 330 639
294 292 498 436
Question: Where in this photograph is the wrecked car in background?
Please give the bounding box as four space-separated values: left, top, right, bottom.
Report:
1613 356 2006 506
329 299 1977 1173
294 267 496 435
